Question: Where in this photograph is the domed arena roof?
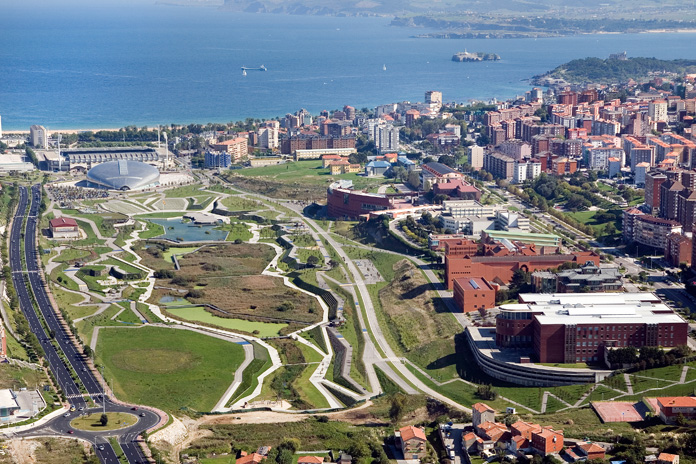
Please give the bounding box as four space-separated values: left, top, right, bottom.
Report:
86 160 160 191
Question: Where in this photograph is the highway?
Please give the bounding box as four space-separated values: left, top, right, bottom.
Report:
9 185 159 464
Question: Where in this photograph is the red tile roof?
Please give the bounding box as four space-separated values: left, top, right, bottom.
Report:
399 425 426 442
473 403 495 414
657 397 696 408
237 453 266 464
658 453 679 463
49 217 78 228
298 457 324 464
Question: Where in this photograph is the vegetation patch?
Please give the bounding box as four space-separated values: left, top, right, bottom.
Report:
70 412 138 431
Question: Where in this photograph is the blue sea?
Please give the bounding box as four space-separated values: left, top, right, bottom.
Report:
3 2 696 130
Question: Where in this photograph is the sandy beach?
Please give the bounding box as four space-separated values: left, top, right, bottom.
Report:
3 128 124 135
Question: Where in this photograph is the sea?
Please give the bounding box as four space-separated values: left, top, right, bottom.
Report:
3 2 696 131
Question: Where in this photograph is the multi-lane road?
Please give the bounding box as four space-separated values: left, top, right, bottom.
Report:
9 185 159 464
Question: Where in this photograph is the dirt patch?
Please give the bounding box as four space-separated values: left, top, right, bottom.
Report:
3 438 94 464
378 259 457 352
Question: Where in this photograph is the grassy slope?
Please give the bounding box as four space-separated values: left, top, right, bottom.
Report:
96 326 245 412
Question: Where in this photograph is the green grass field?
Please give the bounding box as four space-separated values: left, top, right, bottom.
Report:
96 326 246 413
70 412 137 431
165 306 287 337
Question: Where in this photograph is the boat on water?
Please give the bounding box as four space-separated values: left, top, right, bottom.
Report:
383 64 386 71
241 65 267 71
242 69 247 76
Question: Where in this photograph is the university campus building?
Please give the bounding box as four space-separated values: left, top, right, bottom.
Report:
466 293 687 386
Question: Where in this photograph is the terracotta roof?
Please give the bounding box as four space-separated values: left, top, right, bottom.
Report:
658 453 679 462
578 442 604 453
463 432 477 441
237 453 266 464
49 217 78 228
472 402 495 414
297 457 324 464
657 396 696 408
399 425 426 441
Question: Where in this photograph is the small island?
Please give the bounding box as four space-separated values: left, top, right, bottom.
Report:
452 50 501 62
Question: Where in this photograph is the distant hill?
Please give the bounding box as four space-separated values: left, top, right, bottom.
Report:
533 57 696 85
219 0 696 36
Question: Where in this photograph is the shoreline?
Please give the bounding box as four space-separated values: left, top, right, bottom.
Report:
3 128 127 135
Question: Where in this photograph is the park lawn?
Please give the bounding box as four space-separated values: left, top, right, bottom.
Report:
165 306 287 337
139 220 165 239
161 246 200 265
50 266 80 292
163 184 206 198
580 385 623 405
53 285 97 320
629 363 693 382
236 160 388 192
75 304 128 347
220 222 253 242
297 341 324 364
96 326 246 413
53 247 92 263
137 302 163 324
296 248 324 267
134 212 185 219
293 364 330 409
200 457 236 464
220 196 264 211
330 284 368 389
102 258 147 276
70 412 138 431
70 219 106 246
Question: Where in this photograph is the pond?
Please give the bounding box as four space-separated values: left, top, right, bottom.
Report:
148 218 228 242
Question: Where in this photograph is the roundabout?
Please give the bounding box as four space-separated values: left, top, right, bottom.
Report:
69 412 139 432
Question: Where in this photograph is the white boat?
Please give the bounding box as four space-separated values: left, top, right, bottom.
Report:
383 64 387 71
242 69 247 76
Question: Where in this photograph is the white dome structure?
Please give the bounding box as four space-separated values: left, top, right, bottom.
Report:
86 160 160 191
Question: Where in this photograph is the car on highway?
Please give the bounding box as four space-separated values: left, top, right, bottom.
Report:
139 413 145 417
70 407 75 412
98 445 104 451
67 430 74 434
63 413 70 417
132 407 138 411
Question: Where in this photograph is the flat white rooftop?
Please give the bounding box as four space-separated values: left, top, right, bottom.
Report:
518 292 661 305
0 389 18 410
501 292 685 326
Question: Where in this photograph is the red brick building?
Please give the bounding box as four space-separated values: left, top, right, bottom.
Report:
49 217 80 239
495 294 688 363
444 251 599 289
664 233 692 267
657 397 696 424
453 277 497 313
531 428 564 456
326 183 393 219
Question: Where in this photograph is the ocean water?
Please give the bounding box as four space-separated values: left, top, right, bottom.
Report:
3 3 696 130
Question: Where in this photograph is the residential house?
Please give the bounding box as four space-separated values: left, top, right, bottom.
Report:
397 425 428 460
298 457 325 464
472 403 496 428
531 427 564 456
657 453 680 464
236 453 266 464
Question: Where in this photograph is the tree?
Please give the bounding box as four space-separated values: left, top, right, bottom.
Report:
389 393 406 424
83 345 93 358
306 255 319 267
407 170 421 189
100 413 108 426
277 301 295 312
278 438 301 454
276 449 294 464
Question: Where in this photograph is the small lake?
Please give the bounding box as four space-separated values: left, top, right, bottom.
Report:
149 218 228 242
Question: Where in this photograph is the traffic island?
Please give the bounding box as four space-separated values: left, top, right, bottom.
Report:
69 412 138 432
